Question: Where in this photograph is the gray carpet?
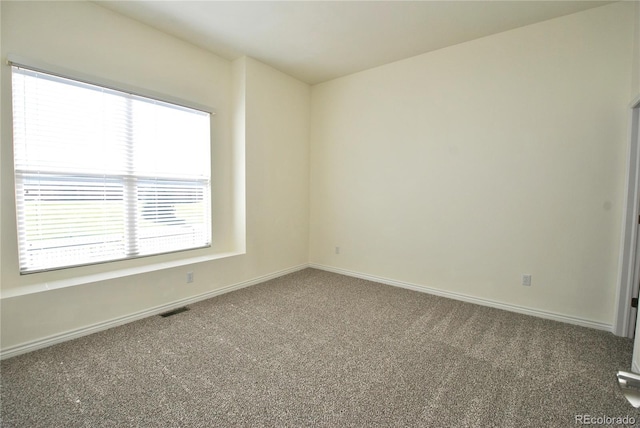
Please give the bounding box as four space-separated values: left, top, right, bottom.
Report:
1 268 638 427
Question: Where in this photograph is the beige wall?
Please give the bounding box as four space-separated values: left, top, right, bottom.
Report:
0 2 310 351
244 57 310 272
309 2 636 326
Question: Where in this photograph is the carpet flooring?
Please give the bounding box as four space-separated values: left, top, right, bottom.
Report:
1 268 638 427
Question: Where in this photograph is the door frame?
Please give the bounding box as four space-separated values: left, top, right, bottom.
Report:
614 95 640 338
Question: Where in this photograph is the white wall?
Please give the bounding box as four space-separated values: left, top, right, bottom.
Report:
630 0 640 372
0 2 309 352
309 2 636 326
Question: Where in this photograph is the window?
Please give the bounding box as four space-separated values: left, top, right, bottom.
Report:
11 64 212 274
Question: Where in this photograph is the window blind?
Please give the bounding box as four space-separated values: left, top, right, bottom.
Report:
11 65 212 273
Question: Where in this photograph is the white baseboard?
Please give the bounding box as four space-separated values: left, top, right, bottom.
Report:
0 264 308 360
308 263 613 332
2 262 614 360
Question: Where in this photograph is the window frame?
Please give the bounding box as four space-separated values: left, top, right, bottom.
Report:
8 55 217 275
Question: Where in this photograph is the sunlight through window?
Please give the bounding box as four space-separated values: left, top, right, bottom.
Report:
11 65 212 273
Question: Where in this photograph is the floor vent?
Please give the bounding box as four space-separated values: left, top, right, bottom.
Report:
160 307 190 318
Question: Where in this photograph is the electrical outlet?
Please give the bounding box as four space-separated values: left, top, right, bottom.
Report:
522 274 532 286
335 246 340 254
186 272 194 283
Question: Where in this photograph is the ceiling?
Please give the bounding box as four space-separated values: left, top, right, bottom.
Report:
96 1 613 85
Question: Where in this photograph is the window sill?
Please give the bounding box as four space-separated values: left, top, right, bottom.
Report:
0 251 244 300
